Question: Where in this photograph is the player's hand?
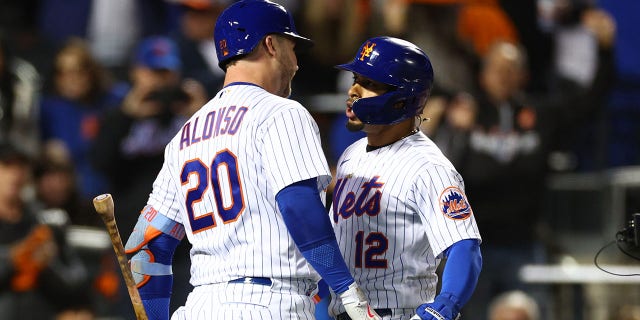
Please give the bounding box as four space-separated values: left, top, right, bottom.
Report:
411 293 461 320
338 283 381 320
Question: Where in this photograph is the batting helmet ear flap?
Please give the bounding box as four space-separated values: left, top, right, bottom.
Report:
352 91 409 125
350 86 431 126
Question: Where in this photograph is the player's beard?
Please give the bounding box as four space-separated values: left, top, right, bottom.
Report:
278 67 294 97
275 49 297 98
346 118 365 132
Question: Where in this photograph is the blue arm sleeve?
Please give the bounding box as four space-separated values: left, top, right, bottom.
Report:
439 239 482 306
276 178 354 294
138 234 180 320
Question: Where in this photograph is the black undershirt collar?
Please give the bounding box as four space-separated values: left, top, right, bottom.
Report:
366 129 419 152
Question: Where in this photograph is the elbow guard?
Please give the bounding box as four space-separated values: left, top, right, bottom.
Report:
124 205 185 288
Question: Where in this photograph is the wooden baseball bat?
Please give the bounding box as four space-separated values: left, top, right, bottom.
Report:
93 193 148 320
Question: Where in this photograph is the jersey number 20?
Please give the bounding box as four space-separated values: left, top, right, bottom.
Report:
180 149 245 233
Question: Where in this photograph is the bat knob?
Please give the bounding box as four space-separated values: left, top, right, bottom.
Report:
94 194 110 201
93 193 115 220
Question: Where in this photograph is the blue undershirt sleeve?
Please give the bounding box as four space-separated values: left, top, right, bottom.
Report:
440 239 482 306
276 178 354 294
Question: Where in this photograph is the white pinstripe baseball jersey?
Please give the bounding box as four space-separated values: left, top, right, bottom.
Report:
329 131 481 317
146 83 331 287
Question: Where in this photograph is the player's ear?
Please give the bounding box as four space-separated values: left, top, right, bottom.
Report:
263 35 278 57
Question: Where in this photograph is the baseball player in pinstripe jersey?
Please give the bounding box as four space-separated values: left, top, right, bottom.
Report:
121 1 381 319
328 37 483 320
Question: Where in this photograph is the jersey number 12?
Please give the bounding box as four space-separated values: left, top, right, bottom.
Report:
354 231 388 268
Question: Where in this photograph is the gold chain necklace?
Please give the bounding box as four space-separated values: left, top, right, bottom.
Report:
400 128 419 140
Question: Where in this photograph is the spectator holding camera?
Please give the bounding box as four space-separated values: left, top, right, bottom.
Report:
91 36 206 232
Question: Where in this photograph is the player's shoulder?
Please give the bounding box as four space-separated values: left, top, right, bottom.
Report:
405 133 459 173
257 95 313 127
229 83 304 108
406 137 467 191
268 94 307 113
204 83 312 127
341 137 368 157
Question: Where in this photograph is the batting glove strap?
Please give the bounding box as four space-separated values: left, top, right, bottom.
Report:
424 307 446 320
422 307 461 320
130 255 173 275
414 292 462 320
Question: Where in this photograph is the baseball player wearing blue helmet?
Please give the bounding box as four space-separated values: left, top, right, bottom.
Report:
123 1 381 319
336 36 434 126
329 36 483 320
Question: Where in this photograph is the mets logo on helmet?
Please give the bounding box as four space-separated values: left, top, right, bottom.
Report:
439 186 472 220
359 41 376 61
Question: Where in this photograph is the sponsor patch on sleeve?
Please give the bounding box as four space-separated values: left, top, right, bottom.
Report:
439 186 472 220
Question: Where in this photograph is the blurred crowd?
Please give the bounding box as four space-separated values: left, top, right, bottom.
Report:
0 0 638 319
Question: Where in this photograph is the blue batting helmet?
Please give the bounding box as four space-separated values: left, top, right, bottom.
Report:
337 36 434 125
214 0 312 70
